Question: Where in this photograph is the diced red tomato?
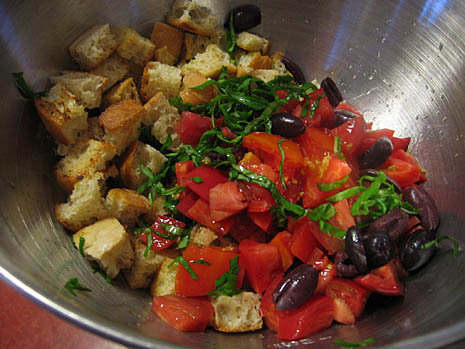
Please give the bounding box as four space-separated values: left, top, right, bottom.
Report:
269 231 294 271
242 132 305 171
380 152 421 189
152 295 214 332
356 128 411 156
276 295 334 340
140 215 186 251
308 89 336 128
290 217 318 263
331 116 366 156
176 190 199 217
187 198 235 236
239 239 283 294
176 111 214 146
209 182 248 221
354 260 405 296
229 212 262 243
325 278 371 318
185 166 228 201
308 217 344 255
298 127 335 161
283 169 305 203
239 181 276 213
390 149 426 182
239 152 280 183
260 275 283 332
221 126 236 139
328 199 356 231
308 247 331 271
321 157 352 183
175 243 244 297
332 298 356 325
247 211 274 232
315 262 337 295
335 101 363 117
175 160 195 186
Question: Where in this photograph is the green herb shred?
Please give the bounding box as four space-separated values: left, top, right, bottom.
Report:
421 235 461 257
12 72 48 99
277 139 287 190
317 175 349 192
189 176 203 183
334 337 376 348
169 256 198 279
78 236 85 257
208 256 242 298
64 277 91 296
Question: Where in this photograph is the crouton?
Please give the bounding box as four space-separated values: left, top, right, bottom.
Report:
139 92 177 126
105 188 150 226
150 257 178 297
55 139 116 194
166 0 219 36
180 71 217 105
91 54 130 92
35 83 88 145
73 218 134 278
140 61 182 101
56 172 109 232
68 24 118 70
210 292 263 332
143 196 169 224
99 99 143 155
56 117 105 156
113 26 156 66
271 52 290 76
150 96 181 148
120 141 167 190
250 69 282 83
236 32 270 55
182 29 226 62
151 22 184 65
236 51 273 77
49 71 107 109
102 77 140 107
190 226 217 246
181 44 236 78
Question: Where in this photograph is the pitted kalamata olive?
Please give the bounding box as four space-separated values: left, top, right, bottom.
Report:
321 77 343 107
358 137 393 169
359 169 402 193
345 226 369 274
364 232 395 269
227 4 261 32
403 185 440 231
367 208 409 241
281 56 306 84
333 109 359 127
334 250 358 277
270 112 306 138
272 264 318 310
399 229 437 272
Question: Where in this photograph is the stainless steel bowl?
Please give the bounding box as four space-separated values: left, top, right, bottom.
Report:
1 0 465 348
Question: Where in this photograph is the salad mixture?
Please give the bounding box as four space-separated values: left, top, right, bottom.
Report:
16 0 458 344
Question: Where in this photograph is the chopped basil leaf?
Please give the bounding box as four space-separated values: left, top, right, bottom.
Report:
277 139 287 190
176 234 191 250
225 14 236 64
64 277 91 296
191 259 211 265
92 267 112 284
169 256 198 279
334 136 345 160
189 176 203 183
160 133 173 152
421 235 461 257
160 222 185 237
327 186 362 202
300 101 310 117
309 93 326 118
308 203 337 221
78 236 85 257
334 337 376 348
12 72 48 99
208 256 242 298
144 230 153 257
317 175 349 192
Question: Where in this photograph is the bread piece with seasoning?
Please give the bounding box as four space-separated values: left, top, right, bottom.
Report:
140 61 182 101
190 226 218 246
235 32 270 55
68 24 118 70
73 217 134 279
151 22 184 65
150 257 178 297
105 188 151 226
34 82 88 145
236 51 273 77
140 91 177 126
181 44 236 79
91 54 130 92
102 77 140 107
210 292 263 332
113 26 156 67
150 94 182 149
166 0 219 36
182 29 226 61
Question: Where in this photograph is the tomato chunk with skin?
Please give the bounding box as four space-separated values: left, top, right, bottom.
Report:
307 217 344 255
175 160 195 186
187 198 235 236
140 215 185 251
175 111 215 146
380 153 421 189
175 243 244 297
354 260 405 296
209 181 248 221
260 274 283 332
185 166 228 201
290 217 319 263
277 295 334 340
176 190 199 217
269 231 294 271
247 211 274 232
239 239 283 294
331 116 366 157
152 295 214 332
325 278 371 318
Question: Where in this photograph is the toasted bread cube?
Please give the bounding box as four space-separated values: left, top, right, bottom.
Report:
182 29 226 61
191 226 217 246
105 188 150 226
181 44 236 79
91 54 130 92
180 71 217 105
35 83 88 145
236 32 270 55
166 0 219 36
250 69 282 83
139 92 174 126
211 292 263 333
236 51 273 77
151 22 184 65
150 257 178 296
150 97 181 148
73 218 134 278
102 77 140 107
56 172 109 232
55 139 116 194
120 141 167 190
113 26 156 67
49 71 107 109
140 62 182 101
271 52 290 76
56 117 106 156
68 24 118 70
99 99 143 155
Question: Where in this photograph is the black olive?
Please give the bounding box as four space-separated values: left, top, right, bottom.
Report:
281 56 306 84
227 4 261 32
270 112 306 138
399 229 437 272
359 169 402 193
367 208 409 241
345 226 369 274
358 136 393 169
334 249 359 277
272 264 318 310
333 109 359 127
321 77 343 107
403 186 440 231
364 232 395 269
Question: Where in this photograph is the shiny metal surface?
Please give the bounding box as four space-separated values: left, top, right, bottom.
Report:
1 0 465 348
